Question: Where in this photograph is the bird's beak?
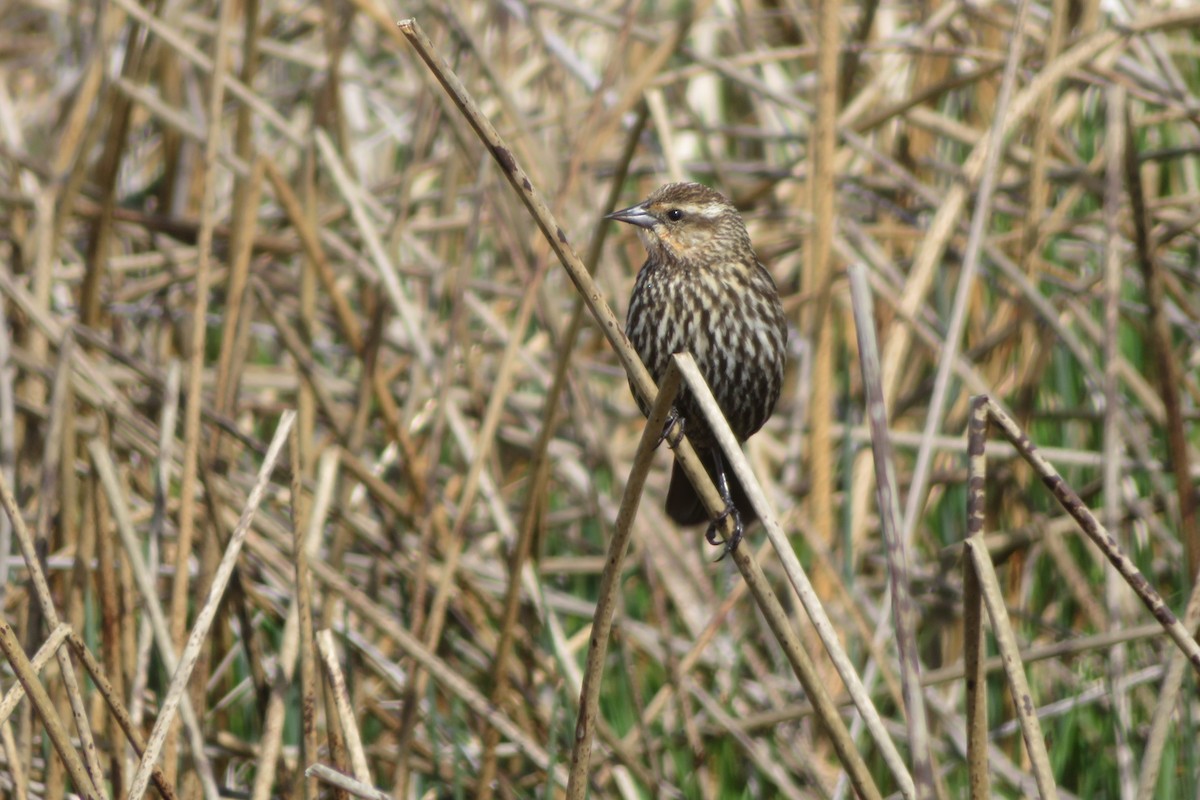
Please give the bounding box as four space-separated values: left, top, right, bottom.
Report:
605 203 657 229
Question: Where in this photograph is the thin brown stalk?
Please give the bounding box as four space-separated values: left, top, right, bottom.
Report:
476 101 649 797
212 157 265 421
980 397 1200 672
91 414 124 789
963 539 1059 798
47 10 112 248
806 0 839 602
305 763 389 800
0 624 71 726
566 358 680 798
848 23 1127 551
1022 0 1068 269
261 155 365 354
128 359 179 783
0 266 16 603
1123 100 1199 581
1103 84 1136 800
963 396 991 799
78 0 154 331
1135 561 1200 799
289 422 320 800
335 613 568 786
33 333 74 580
673 353 890 799
89 440 219 796
249 605 299 800
0 458 106 797
317 630 371 783
1 719 27 800
0 617 99 799
848 264 935 799
167 0 236 781
65 631 178 800
128 410 294 798
901 0 1031 543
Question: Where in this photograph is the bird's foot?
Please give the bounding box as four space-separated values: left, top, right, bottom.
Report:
656 410 685 449
705 503 743 561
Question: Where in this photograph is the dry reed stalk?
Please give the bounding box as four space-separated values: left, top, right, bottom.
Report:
477 101 649 798
963 535 1059 798
0 616 98 800
981 399 1200 669
674 352 894 798
89 440 215 798
132 409 293 798
289 422 320 800
0 624 69 727
0 464 106 797
807 0 840 609
901 0 1031 545
848 264 935 799
305 763 389 800
1103 84 1138 800
567 356 680 798
316 629 371 783
1136 561 1200 799
65 631 178 800
1124 103 1200 582
847 23 1129 553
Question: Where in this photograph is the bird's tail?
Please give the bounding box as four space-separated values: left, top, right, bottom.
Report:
665 452 760 529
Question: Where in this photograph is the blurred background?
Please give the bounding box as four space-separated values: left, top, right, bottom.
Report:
0 0 1199 797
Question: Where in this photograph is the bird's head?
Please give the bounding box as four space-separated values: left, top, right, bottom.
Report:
607 182 753 268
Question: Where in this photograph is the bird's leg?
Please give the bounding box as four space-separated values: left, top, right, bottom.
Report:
656 408 686 449
704 449 743 559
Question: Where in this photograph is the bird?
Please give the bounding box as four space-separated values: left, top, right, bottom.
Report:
608 182 787 555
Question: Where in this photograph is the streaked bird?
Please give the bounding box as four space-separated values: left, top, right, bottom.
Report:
609 182 787 554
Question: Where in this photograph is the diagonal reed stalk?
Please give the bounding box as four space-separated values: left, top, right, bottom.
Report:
400 17 909 798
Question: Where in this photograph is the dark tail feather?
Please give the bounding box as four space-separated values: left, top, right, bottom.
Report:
665 453 759 528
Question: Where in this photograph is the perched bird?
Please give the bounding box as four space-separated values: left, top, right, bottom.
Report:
609 182 787 553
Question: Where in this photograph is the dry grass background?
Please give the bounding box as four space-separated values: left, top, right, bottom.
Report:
1 0 1199 797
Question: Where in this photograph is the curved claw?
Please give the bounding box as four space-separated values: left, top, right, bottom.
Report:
703 448 744 559
705 503 743 561
656 410 686 449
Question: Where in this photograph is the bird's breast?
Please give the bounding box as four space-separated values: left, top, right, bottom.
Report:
626 261 785 440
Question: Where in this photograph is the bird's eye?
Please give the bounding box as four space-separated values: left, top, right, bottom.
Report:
666 209 684 221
